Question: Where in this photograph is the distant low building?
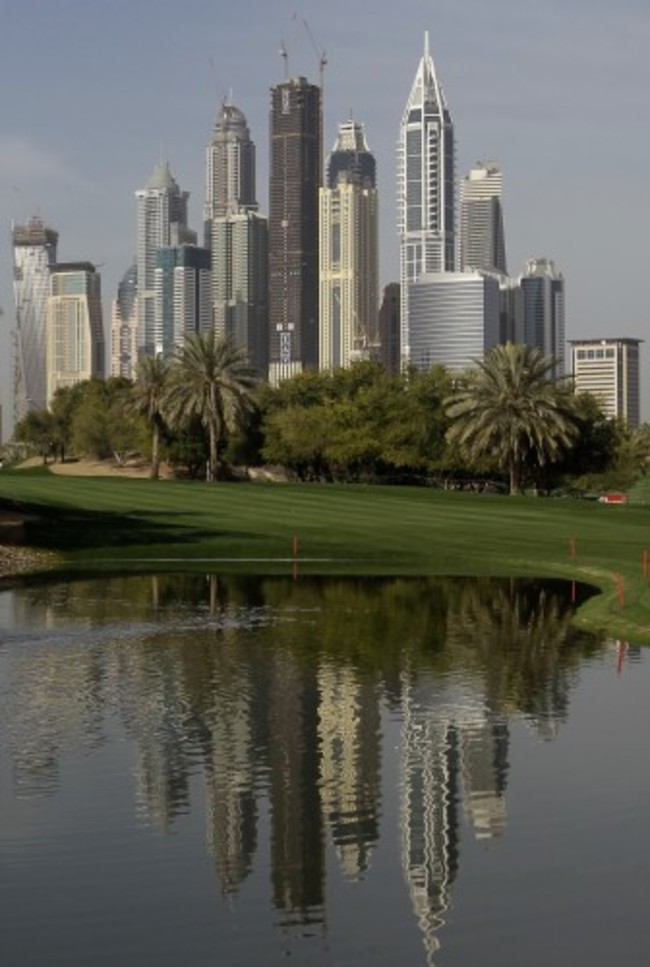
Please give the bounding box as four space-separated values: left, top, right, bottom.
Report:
570 338 642 428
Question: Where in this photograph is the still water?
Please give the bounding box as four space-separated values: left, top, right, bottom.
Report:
0 574 648 966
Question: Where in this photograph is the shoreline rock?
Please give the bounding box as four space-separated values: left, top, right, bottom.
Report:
0 545 61 580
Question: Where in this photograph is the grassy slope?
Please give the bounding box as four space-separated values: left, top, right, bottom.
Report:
2 467 650 640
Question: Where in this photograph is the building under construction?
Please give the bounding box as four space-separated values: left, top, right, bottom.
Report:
268 76 321 383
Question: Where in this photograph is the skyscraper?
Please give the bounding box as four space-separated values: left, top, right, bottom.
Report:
205 101 268 376
378 283 401 376
459 162 507 275
46 262 104 404
154 245 212 347
520 258 565 373
408 272 500 372
110 261 138 379
268 76 321 383
135 161 193 357
204 101 257 230
319 120 379 369
12 217 59 421
398 33 455 365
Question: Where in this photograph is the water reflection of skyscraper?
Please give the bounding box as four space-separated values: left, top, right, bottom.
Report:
1 572 607 963
317 661 381 879
400 675 511 965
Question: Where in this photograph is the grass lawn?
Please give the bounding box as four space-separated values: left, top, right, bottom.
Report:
2 466 650 641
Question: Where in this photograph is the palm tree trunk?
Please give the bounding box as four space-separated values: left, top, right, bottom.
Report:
509 460 521 495
150 422 160 480
208 419 218 482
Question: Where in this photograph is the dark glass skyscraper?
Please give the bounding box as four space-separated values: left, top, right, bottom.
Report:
268 76 321 382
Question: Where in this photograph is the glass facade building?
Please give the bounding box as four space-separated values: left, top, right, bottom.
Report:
154 246 212 348
398 33 455 365
12 217 59 421
520 258 565 374
459 162 507 275
135 161 193 357
409 272 500 372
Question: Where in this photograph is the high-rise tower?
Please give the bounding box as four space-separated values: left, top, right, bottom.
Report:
204 101 257 231
205 100 269 376
12 217 59 422
398 33 455 365
459 162 507 275
110 261 138 379
520 258 566 374
46 262 104 404
268 76 321 383
319 120 379 369
135 161 193 357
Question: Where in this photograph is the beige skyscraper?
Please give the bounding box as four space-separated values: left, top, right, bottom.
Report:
46 262 104 404
319 120 378 369
570 338 641 428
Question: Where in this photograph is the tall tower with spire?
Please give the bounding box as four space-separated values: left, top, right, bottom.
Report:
397 33 455 365
319 120 379 369
135 160 193 357
204 100 268 376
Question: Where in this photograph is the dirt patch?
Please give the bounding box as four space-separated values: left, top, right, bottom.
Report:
17 456 172 479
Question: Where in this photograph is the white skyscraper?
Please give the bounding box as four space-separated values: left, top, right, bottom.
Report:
398 33 455 365
135 161 193 357
459 162 507 275
520 258 566 374
205 101 268 376
319 120 379 370
12 217 59 422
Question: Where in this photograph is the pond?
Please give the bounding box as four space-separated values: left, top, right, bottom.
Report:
0 573 648 966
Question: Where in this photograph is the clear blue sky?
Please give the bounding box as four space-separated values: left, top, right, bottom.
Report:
1 0 649 437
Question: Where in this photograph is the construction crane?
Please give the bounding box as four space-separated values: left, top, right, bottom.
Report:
279 40 289 80
302 19 327 186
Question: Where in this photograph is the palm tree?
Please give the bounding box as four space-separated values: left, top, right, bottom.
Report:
131 355 169 479
445 342 579 495
165 331 257 482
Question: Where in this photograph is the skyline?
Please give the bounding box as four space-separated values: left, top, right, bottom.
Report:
1 0 648 435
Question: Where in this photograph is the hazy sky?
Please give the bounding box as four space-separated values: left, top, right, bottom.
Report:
1 0 649 437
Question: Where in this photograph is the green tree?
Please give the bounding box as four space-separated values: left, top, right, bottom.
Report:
165 332 257 482
13 409 57 463
445 343 579 495
70 378 135 460
131 356 170 479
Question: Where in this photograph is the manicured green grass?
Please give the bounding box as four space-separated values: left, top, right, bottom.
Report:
2 467 650 641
